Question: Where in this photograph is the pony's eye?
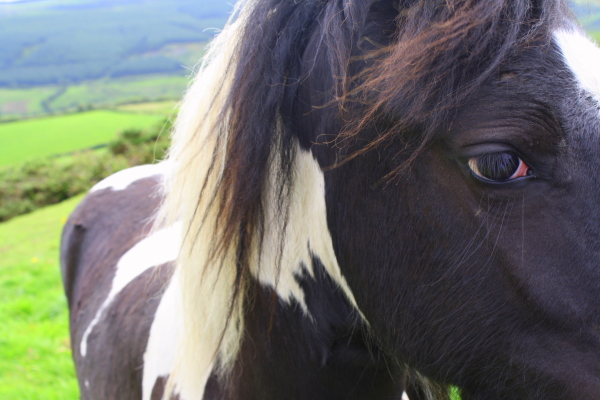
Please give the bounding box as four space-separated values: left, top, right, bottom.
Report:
468 153 531 182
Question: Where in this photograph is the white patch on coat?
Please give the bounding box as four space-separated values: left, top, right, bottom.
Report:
252 145 363 318
90 162 170 193
79 222 182 357
142 273 187 400
402 391 410 400
554 29 600 106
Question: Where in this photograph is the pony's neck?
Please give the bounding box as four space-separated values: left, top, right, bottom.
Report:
206 261 404 400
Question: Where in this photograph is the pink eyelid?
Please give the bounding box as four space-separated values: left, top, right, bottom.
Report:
509 158 530 180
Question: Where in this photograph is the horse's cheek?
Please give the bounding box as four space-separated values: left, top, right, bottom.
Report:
322 152 464 323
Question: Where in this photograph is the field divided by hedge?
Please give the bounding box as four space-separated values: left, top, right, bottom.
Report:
0 75 188 121
0 110 166 166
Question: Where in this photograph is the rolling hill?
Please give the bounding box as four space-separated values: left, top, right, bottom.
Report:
0 0 233 118
0 0 599 120
0 0 231 86
1 0 598 88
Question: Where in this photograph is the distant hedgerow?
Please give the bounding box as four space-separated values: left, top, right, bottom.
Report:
0 118 172 222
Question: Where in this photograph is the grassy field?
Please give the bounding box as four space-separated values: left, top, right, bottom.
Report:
0 110 166 166
0 75 191 120
115 100 179 115
48 75 191 113
0 195 83 400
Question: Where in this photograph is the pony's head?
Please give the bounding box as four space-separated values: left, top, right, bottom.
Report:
159 0 600 398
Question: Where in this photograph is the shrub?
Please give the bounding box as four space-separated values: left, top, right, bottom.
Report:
0 118 172 222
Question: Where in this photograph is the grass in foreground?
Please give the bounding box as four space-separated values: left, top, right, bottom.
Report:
0 195 83 399
0 110 165 166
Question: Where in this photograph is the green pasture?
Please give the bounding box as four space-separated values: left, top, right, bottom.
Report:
0 75 190 120
116 100 179 115
48 75 190 113
0 110 165 166
0 195 83 399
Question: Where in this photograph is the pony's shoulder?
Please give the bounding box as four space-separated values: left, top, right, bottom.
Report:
60 163 168 306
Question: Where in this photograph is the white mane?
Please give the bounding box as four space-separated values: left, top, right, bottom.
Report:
155 3 247 397
155 1 362 398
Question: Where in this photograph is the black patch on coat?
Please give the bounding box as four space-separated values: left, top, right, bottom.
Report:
204 250 405 399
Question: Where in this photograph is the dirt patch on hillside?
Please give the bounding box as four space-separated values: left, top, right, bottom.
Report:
1 100 29 114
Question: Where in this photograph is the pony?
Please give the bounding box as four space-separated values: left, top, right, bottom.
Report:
60 0 600 399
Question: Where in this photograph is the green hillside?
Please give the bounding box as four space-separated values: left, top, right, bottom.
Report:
1 0 599 120
0 194 83 400
0 0 229 86
0 75 189 120
2 0 595 90
0 0 228 119
0 110 166 166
